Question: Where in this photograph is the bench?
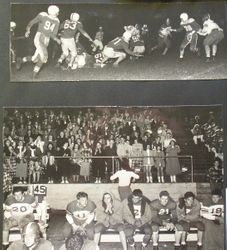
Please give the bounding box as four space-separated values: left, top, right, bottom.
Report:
100 227 198 243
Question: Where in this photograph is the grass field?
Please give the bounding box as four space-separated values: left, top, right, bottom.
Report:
10 51 227 82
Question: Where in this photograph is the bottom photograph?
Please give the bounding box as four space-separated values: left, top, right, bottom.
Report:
2 106 224 250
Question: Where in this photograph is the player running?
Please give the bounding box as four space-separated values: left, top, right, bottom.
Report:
16 5 61 78
56 13 95 70
173 13 201 60
198 14 224 62
150 191 183 250
150 18 173 56
101 31 143 67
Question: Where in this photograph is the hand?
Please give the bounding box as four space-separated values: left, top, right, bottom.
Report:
135 219 142 227
166 223 175 231
72 223 79 233
55 38 61 45
25 30 30 38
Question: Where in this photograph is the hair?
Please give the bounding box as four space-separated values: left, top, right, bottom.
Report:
121 158 131 171
22 222 41 241
184 191 195 200
132 189 143 197
65 232 84 250
211 189 222 197
13 186 24 194
102 192 113 213
76 192 88 200
159 190 169 198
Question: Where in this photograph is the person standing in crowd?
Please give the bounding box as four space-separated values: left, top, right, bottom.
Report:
70 143 82 183
16 5 61 78
2 187 38 249
6 222 54 250
15 139 27 184
200 189 224 250
42 142 56 184
154 145 165 183
166 140 181 183
176 192 204 250
63 192 96 241
58 142 71 184
110 158 139 201
80 152 92 183
150 191 183 250
104 138 117 179
198 14 224 62
92 142 105 184
207 158 223 193
94 192 127 250
122 189 152 250
143 144 155 183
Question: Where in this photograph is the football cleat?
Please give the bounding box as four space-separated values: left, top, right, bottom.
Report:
48 5 59 17
196 245 203 250
70 13 80 22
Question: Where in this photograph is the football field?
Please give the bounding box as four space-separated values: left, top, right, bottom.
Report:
11 51 227 82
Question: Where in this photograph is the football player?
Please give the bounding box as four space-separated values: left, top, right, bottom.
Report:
200 189 224 250
7 222 54 250
16 5 61 78
10 22 17 64
176 192 204 250
150 191 183 250
173 13 201 60
101 31 143 67
56 13 95 70
198 14 224 62
2 187 38 249
91 26 104 53
150 18 173 56
62 192 96 241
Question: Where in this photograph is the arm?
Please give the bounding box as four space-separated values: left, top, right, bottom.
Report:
141 203 152 225
185 200 201 221
77 25 93 42
130 171 140 180
110 171 119 181
25 14 41 37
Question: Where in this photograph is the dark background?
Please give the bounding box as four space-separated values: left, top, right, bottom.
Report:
0 0 227 247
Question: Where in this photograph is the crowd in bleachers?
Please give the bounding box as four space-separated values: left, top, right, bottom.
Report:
3 108 183 186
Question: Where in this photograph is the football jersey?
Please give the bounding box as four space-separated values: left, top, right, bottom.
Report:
203 19 223 35
34 12 60 38
7 239 54 250
150 198 176 222
107 37 129 51
133 204 142 219
201 198 224 219
66 199 96 225
180 18 201 33
60 20 83 39
5 194 36 220
159 25 172 37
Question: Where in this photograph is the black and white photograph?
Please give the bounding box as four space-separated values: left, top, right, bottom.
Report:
2 106 224 250
10 2 227 81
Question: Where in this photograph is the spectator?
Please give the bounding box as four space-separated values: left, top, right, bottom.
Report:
166 140 181 183
207 158 223 192
92 142 105 184
70 143 82 183
154 145 165 183
143 144 155 183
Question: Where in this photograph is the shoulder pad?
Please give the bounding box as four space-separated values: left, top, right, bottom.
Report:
39 12 48 16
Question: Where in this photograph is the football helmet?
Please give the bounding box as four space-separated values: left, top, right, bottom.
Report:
180 13 189 21
122 31 132 42
70 13 80 22
48 5 60 17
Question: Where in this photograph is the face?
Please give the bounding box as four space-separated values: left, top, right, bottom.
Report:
132 195 142 204
23 233 36 247
184 197 194 207
103 194 112 204
212 195 221 204
14 191 24 201
160 196 169 206
78 197 88 208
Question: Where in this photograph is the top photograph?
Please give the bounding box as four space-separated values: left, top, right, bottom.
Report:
10 2 227 82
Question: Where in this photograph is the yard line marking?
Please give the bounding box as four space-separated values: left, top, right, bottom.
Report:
184 63 226 80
